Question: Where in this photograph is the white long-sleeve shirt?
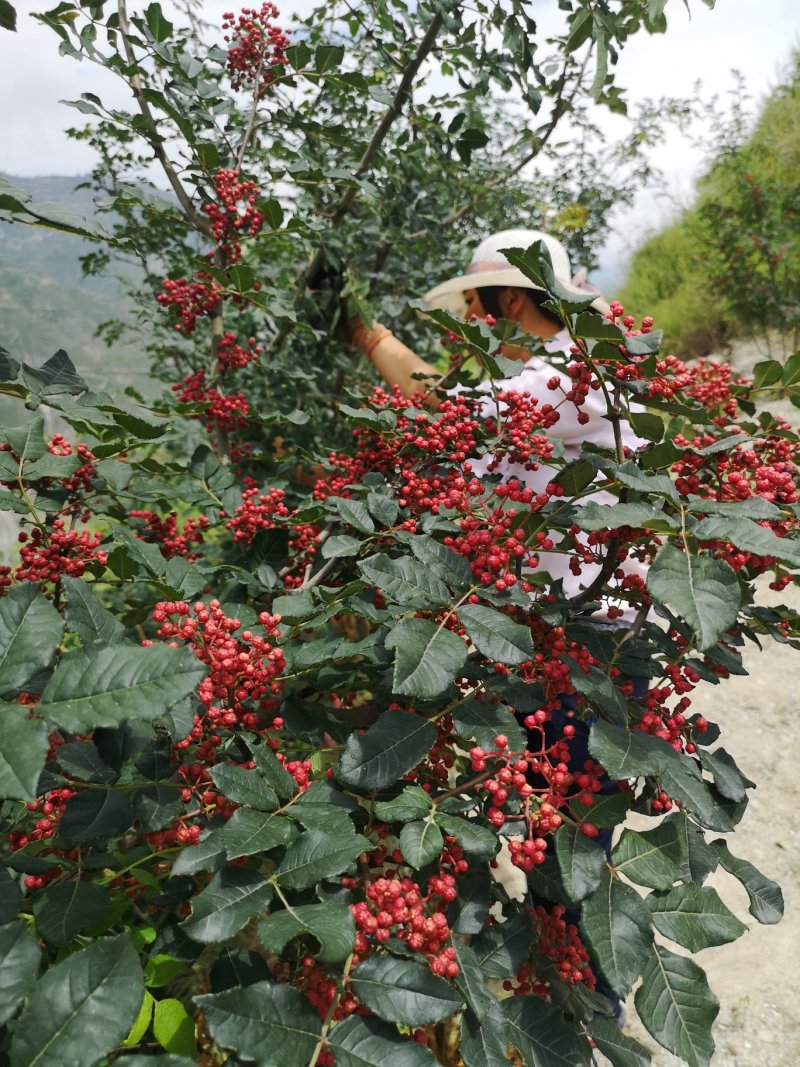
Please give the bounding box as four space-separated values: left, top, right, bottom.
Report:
450 330 647 621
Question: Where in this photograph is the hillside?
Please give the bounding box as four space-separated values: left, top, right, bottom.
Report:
618 56 800 359
0 174 156 409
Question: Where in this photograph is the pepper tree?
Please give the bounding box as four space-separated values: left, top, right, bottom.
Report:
1 1 798 1066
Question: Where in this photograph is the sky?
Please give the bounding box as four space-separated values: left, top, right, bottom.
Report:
1 0 799 287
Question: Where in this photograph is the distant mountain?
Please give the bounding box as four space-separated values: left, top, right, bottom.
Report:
0 174 157 412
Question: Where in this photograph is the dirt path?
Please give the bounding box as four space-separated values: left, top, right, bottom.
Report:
619 580 800 1065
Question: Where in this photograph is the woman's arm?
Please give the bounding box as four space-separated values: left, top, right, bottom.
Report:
353 322 439 399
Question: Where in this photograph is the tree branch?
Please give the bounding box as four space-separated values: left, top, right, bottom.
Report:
117 0 212 238
300 11 445 290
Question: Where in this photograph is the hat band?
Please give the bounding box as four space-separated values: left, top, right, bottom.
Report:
465 259 511 275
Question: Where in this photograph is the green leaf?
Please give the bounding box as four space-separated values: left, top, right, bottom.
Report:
22 350 86 397
57 741 118 784
699 747 753 802
554 824 606 901
0 1 17 32
197 981 321 1066
502 243 592 310
693 514 800 567
781 349 800 388
213 807 297 860
674 816 719 885
647 882 746 951
504 995 592 1067
314 43 344 72
153 998 196 1058
460 1000 513 1067
612 822 685 890
131 782 180 832
570 666 628 725
754 359 783 388
573 501 677 532
367 493 399 528
588 721 721 828
647 544 740 650
38 643 207 732
456 126 490 163
457 604 533 664
327 1015 438 1065
374 785 432 823
358 554 450 608
570 789 631 828
386 619 467 698
58 789 133 844
251 742 298 800
0 922 40 1027
0 704 49 801
471 912 532 978
450 938 495 1021
350 955 462 1026
449 875 491 936
260 902 355 964
555 459 596 495
399 818 444 869
615 461 680 503
338 709 436 790
586 1016 652 1067
711 840 783 924
0 864 21 924
435 813 498 860
634 944 718 1067
122 990 154 1047
33 880 111 947
171 829 227 877
408 535 472 586
9 935 144 1067
144 955 191 988
629 410 665 443
182 868 273 943
209 948 269 991
62 577 126 646
321 534 362 559
332 496 375 534
452 700 526 750
209 763 279 811
581 869 653 999
3 414 45 460
277 828 369 890
0 583 64 694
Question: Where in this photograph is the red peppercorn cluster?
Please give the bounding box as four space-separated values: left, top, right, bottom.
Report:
14 521 107 587
506 904 596 995
223 4 290 98
225 485 290 542
130 510 209 560
203 170 265 265
350 873 459 975
217 330 261 371
157 273 221 334
152 599 285 737
173 370 250 433
47 434 97 500
9 787 75 851
673 429 798 506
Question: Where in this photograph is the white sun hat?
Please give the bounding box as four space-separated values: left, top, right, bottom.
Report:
422 228 607 318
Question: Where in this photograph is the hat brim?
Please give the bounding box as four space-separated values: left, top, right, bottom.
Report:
423 268 609 318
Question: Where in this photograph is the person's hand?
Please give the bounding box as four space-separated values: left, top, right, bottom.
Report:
333 293 370 345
